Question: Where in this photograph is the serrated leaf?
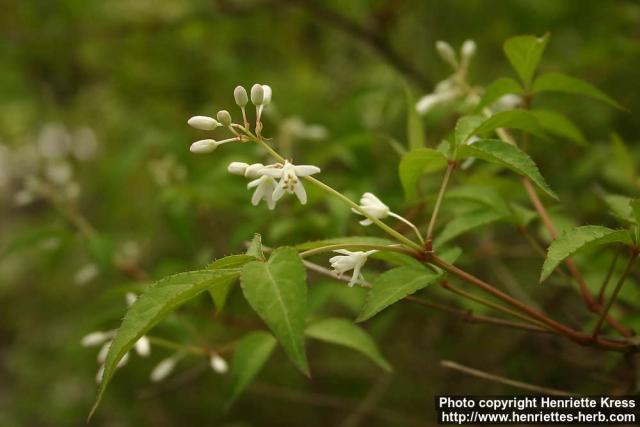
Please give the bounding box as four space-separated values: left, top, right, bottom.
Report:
434 209 508 248
476 77 523 111
226 331 277 407
540 226 632 282
457 139 558 200
295 236 394 251
532 72 623 109
602 194 635 224
91 269 241 417
398 148 448 198
306 317 391 372
246 233 265 260
405 84 425 150
207 255 255 312
531 109 586 146
471 110 547 140
240 247 309 376
503 34 549 88
357 266 443 322
455 115 485 148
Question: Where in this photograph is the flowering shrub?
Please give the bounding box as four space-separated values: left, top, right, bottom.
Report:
7 34 634 416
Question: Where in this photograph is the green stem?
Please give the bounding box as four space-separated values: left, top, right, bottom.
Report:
425 161 455 247
592 251 638 338
299 243 417 258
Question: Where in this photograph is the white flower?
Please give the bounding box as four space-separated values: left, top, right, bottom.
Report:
329 249 377 287
44 161 73 185
72 127 99 161
492 94 522 112
74 263 99 286
150 356 178 382
460 39 476 67
416 78 462 115
189 137 236 154
210 354 228 374
352 192 390 225
227 162 249 176
247 175 277 209
37 123 71 159
81 330 113 347
187 116 220 131
436 40 458 69
259 160 320 205
134 335 151 357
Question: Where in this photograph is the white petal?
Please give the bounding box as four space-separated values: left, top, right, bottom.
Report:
259 167 283 177
244 163 265 178
359 219 373 226
125 292 137 307
81 331 108 347
247 178 261 189
293 181 307 204
251 186 265 205
97 341 110 364
272 181 286 201
150 357 176 382
210 355 228 374
134 336 151 357
293 165 320 176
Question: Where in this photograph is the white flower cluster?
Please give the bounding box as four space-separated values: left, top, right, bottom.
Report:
187 83 272 153
0 123 99 206
416 40 521 115
227 160 320 208
81 293 150 383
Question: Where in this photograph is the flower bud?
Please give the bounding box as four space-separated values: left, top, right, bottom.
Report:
261 85 272 106
234 85 248 107
187 116 220 131
81 331 109 347
216 110 232 126
150 357 177 382
189 139 217 154
461 40 476 64
250 84 264 105
210 354 228 374
244 163 265 178
134 336 151 357
227 161 249 175
435 40 458 68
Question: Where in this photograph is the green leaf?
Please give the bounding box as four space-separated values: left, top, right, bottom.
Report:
246 233 265 260
295 237 394 251
503 34 549 88
91 269 241 417
240 247 309 376
631 199 640 226
532 72 623 109
207 255 256 313
602 194 635 224
611 133 635 181
434 209 508 248
457 139 558 200
357 266 444 322
405 84 425 150
471 110 547 140
306 317 391 372
226 331 277 407
398 148 448 198
540 226 632 282
455 115 485 147
476 77 523 111
445 185 510 215
531 109 586 146
1 226 67 259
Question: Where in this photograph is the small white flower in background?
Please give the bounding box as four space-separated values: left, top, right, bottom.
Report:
460 136 480 170
352 192 390 225
460 39 476 68
187 116 220 131
260 160 320 205
14 189 35 206
247 175 277 209
39 237 61 251
37 123 71 160
74 263 99 286
492 94 523 112
114 240 141 267
329 250 377 287
436 40 458 69
44 161 73 185
281 116 328 141
81 330 114 347
150 355 179 382
71 127 99 161
416 78 463 115
148 155 187 186
63 181 81 200
210 354 228 374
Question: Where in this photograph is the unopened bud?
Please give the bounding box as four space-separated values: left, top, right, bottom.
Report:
216 110 232 126
228 161 249 175
261 85 272 106
244 163 265 178
81 331 109 347
190 139 218 154
234 86 248 107
461 40 476 63
435 40 458 68
210 354 228 374
150 357 177 382
250 84 264 105
188 116 220 131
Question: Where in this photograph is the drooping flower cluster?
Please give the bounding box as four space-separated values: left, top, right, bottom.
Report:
329 249 377 287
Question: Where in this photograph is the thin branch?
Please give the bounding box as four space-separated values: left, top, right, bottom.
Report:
440 360 574 396
339 374 393 427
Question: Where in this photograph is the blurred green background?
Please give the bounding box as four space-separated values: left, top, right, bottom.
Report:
1 1 639 426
